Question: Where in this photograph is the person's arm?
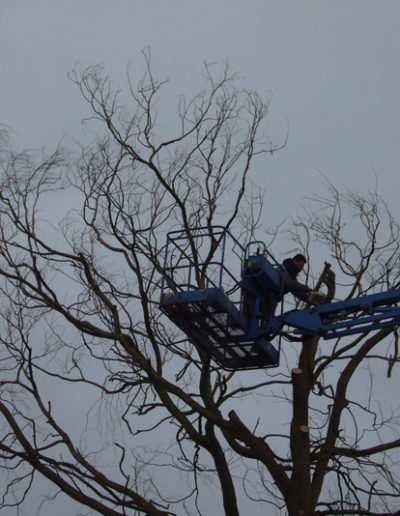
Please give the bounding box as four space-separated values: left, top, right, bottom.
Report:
283 271 311 302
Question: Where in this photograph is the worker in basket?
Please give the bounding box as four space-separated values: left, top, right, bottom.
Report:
282 253 326 305
260 253 326 318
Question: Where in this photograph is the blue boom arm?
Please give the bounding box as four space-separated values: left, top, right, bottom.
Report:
160 227 400 371
282 289 400 339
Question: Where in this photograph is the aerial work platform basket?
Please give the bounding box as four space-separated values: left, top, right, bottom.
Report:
160 226 400 371
159 227 283 370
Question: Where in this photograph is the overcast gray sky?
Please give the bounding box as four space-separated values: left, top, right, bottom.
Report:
1 1 400 514
2 1 399 223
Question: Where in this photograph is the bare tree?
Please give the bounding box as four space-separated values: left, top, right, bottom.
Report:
0 52 399 515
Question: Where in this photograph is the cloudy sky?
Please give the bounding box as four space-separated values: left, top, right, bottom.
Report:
1 1 400 514
2 1 399 224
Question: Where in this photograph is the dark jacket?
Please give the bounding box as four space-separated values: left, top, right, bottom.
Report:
282 258 299 280
281 258 311 302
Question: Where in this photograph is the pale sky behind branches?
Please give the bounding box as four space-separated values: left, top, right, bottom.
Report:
1 1 400 514
2 1 399 225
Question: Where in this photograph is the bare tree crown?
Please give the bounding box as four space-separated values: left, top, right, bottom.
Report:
0 54 399 515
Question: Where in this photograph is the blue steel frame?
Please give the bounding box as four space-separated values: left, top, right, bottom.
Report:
160 227 282 370
160 226 240 296
283 289 400 338
160 226 400 370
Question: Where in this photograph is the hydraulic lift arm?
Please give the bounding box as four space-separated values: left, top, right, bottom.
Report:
160 227 400 370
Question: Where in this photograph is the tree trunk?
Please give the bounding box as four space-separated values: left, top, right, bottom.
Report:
288 366 312 515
